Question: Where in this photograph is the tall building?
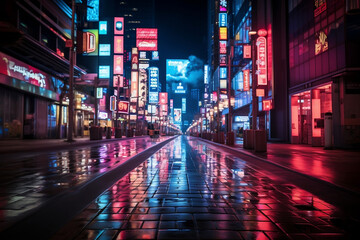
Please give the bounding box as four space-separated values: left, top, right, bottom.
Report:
0 0 87 139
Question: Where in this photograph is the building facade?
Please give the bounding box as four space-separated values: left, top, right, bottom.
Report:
0 0 87 139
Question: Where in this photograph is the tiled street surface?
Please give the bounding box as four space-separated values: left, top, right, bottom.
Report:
53 136 353 239
0 136 172 232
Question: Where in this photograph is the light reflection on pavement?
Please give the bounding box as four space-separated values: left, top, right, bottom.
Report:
0 137 169 230
54 136 349 239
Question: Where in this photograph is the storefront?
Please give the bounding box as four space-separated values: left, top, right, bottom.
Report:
291 83 332 146
0 51 63 139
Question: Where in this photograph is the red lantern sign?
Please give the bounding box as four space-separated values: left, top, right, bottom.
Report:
263 99 272 111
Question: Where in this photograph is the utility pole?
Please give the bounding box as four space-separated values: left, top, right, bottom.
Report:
67 0 75 142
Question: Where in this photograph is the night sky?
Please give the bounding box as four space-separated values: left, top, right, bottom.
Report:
154 0 208 90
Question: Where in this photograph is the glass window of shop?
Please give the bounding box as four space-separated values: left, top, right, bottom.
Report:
0 87 23 139
291 83 332 145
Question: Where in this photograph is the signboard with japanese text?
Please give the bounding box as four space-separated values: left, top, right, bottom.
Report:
243 69 250 91
219 41 227 54
256 36 267 85
99 21 107 35
99 44 111 56
118 101 129 114
99 65 110 78
0 52 50 89
243 45 251 58
148 67 159 103
159 92 168 105
136 39 158 51
219 27 227 40
113 55 123 75
114 36 124 54
136 28 158 39
219 13 227 27
130 71 138 98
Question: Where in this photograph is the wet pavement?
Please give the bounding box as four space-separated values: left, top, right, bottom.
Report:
231 139 360 194
0 136 172 232
51 136 355 239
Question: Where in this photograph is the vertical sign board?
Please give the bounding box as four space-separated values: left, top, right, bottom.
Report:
182 98 186 113
204 65 209 84
99 21 107 35
174 108 182 124
113 55 123 75
256 36 267 85
130 71 138 99
159 92 168 105
114 36 124 54
243 69 250 91
219 13 227 27
114 17 124 35
243 45 251 58
148 67 159 103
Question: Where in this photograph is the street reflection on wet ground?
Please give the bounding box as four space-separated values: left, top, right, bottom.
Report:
54 136 350 239
0 137 168 230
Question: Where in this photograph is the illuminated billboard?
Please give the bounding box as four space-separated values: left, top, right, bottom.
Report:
182 98 186 113
99 44 110 56
219 27 227 40
118 101 129 114
219 13 227 27
159 92 168 105
82 29 98 56
136 28 158 39
166 59 190 92
114 17 124 35
148 67 159 103
99 21 107 35
130 71 138 98
136 39 158 51
114 36 124 54
174 108 182 124
99 65 110 78
113 55 123 75
87 0 99 21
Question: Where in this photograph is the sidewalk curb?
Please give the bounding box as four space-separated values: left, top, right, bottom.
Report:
197 137 360 198
0 135 148 155
0 135 179 239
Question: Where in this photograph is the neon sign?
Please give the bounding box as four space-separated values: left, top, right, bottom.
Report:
99 21 107 35
243 69 250 91
256 36 267 85
114 17 124 35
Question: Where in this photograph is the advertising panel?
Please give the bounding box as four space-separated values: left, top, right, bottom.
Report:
159 92 168 105
204 65 209 84
219 55 227 66
0 52 50 89
114 36 124 54
131 48 138 70
118 101 129 114
99 65 110 78
138 68 147 108
219 0 227 12
130 71 138 98
219 41 227 54
114 17 124 35
99 44 111 56
262 99 272 111
243 45 251 58
110 95 116 111
182 98 186 113
87 0 99 21
166 59 190 94
256 36 267 85
148 67 159 103
136 28 158 39
152 51 159 60
96 88 103 98
219 13 227 27
219 27 227 40
113 75 123 88
174 108 182 124
136 39 158 51
99 21 107 35
243 69 250 91
220 67 227 79
83 29 98 55
113 55 123 75
220 79 227 89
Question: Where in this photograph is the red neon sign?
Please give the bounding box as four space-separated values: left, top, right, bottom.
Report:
219 41 227 54
257 29 267 37
256 36 267 86
118 101 129 114
113 55 123 75
114 17 124 35
136 28 158 39
136 39 158 51
159 92 168 105
114 36 124 54
243 45 251 58
263 99 272 111
243 69 250 91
